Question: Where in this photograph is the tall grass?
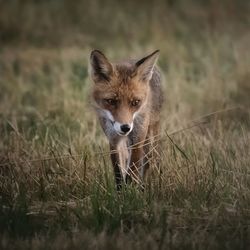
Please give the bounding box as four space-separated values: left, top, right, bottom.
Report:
0 0 250 249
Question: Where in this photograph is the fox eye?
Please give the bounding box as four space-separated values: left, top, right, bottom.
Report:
131 99 140 107
106 99 117 106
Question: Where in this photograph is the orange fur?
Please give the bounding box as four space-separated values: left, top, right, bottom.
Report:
89 50 164 189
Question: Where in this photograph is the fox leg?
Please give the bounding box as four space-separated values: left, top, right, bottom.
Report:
110 144 124 190
118 139 131 180
126 139 145 185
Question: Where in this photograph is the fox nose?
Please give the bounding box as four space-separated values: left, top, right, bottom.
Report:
120 124 131 133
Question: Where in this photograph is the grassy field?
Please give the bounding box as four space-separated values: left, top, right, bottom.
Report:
0 0 250 249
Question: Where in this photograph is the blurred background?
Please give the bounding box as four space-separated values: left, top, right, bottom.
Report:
0 0 249 120
0 0 249 48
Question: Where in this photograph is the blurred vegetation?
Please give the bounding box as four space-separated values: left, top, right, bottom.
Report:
0 0 250 249
0 0 249 48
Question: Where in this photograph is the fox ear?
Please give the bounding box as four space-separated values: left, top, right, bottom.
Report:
135 50 159 82
89 50 113 83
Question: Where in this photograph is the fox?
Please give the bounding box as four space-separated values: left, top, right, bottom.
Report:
89 50 164 190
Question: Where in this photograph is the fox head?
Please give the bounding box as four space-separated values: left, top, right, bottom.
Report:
89 50 159 136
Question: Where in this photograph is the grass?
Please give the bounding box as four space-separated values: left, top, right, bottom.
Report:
0 0 250 249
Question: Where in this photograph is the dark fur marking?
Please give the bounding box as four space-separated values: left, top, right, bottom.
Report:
135 50 159 67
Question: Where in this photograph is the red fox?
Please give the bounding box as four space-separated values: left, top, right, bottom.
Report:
89 50 164 189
